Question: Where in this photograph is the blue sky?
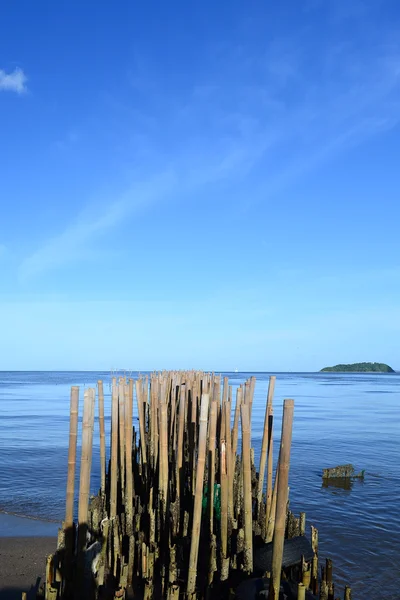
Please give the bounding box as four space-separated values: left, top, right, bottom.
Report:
1 0 400 371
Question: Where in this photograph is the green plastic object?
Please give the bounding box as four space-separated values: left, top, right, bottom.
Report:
202 483 221 520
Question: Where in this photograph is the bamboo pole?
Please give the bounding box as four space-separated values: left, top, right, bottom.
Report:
257 376 275 508
125 382 133 533
225 399 233 529
118 380 126 494
98 380 106 498
297 582 306 600
77 388 95 551
220 439 228 558
110 381 119 520
269 399 295 600
266 380 275 524
344 586 352 600
159 401 169 510
136 379 147 467
176 383 186 498
208 400 217 534
241 402 253 572
186 393 210 599
65 386 79 527
231 386 242 460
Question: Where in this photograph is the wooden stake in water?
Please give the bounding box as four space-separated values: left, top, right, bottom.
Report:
65 386 79 527
266 376 275 523
98 380 106 497
77 388 95 550
269 399 294 600
187 393 210 599
110 382 119 520
257 376 275 508
241 402 253 572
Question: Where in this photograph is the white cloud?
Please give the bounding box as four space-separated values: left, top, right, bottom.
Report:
0 67 27 94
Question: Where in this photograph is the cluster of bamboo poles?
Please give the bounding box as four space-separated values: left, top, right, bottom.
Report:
39 371 351 600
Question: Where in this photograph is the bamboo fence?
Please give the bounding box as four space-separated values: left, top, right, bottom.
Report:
36 372 351 600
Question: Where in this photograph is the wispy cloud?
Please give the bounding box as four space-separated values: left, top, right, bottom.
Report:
19 171 177 280
0 67 27 94
18 14 400 279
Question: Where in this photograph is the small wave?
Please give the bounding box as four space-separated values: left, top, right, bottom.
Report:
0 508 60 523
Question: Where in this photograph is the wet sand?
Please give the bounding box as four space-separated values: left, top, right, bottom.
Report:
0 514 57 599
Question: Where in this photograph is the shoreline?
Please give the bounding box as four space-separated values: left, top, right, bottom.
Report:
0 513 58 599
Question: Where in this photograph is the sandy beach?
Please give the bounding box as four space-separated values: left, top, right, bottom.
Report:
0 513 58 599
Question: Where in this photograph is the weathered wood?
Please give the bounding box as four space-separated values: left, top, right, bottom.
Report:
187 393 210 598
77 388 95 551
269 399 294 600
98 380 106 497
258 376 275 507
65 386 79 527
241 402 253 573
110 381 119 520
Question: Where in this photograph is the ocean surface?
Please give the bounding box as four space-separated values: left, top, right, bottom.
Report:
0 371 398 598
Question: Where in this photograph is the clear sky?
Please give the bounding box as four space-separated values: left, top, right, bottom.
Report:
1 0 399 371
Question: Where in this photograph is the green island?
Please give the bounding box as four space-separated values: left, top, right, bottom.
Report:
321 362 395 373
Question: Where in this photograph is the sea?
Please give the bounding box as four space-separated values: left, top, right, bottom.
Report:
0 371 398 598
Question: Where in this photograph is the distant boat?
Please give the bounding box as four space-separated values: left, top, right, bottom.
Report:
234 368 239 373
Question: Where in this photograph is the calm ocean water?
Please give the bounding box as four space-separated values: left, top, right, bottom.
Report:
0 371 398 598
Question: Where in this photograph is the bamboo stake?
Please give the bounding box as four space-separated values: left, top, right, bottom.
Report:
231 386 242 460
176 383 186 498
241 402 253 572
266 381 275 524
136 379 147 467
77 388 95 551
98 380 106 498
297 583 306 600
257 376 275 508
187 393 210 599
208 400 217 534
220 439 228 558
159 401 169 510
269 399 295 600
65 386 79 527
248 375 256 421
125 382 133 534
110 381 119 520
118 380 126 494
225 400 234 530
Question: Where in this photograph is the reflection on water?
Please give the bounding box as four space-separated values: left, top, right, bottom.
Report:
322 477 354 492
0 370 399 599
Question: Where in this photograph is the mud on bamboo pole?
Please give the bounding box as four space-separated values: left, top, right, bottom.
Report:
77 388 95 551
269 399 295 600
98 380 106 498
241 402 253 573
65 386 79 528
187 393 210 599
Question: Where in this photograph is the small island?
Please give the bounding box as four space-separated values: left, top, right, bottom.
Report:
321 362 395 373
